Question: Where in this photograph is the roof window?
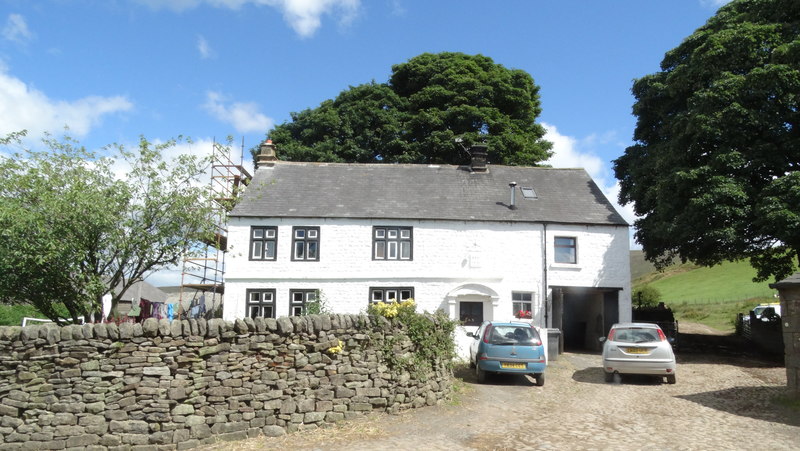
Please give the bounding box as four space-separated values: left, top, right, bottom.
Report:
521 187 537 199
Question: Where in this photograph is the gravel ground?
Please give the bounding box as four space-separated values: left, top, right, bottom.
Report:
201 330 799 450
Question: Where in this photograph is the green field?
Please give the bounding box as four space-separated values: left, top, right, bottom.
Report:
0 304 49 326
634 260 777 303
632 254 781 332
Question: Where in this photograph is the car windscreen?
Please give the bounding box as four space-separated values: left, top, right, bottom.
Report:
612 328 659 344
487 326 539 345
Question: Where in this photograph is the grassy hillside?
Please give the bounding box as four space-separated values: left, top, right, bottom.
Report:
634 260 776 303
630 251 780 331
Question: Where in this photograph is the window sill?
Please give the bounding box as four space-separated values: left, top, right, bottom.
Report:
550 263 582 270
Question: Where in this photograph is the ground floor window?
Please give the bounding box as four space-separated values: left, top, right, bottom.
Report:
512 292 533 319
369 287 414 304
290 289 317 316
460 301 483 326
246 289 275 319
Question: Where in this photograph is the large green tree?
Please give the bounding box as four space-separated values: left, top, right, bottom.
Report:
614 0 800 282
0 131 215 323
267 52 552 165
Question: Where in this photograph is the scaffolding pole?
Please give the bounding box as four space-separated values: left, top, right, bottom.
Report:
178 139 251 319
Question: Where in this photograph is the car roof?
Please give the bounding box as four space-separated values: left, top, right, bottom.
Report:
611 322 663 329
482 321 534 327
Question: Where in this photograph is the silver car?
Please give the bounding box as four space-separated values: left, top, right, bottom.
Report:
600 322 676 384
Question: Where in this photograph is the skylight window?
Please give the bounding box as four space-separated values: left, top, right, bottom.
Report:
521 187 537 199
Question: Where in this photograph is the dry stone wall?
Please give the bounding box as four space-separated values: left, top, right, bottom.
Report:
0 314 453 450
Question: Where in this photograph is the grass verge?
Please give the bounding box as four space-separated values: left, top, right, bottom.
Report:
669 297 769 333
0 304 48 326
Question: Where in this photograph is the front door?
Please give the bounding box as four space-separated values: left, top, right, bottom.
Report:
460 301 484 326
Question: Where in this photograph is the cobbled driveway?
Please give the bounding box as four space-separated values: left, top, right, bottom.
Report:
204 350 799 450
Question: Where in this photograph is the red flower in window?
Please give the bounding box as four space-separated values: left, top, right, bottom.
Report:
516 310 532 319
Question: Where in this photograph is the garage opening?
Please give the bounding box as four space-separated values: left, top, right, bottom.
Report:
552 287 620 352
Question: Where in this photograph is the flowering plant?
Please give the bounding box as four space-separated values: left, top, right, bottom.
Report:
515 310 532 319
327 340 344 354
368 298 416 319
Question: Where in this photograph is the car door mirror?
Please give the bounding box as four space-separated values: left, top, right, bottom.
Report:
599 337 606 343
466 332 475 338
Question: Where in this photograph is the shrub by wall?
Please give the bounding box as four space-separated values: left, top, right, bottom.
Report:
0 314 454 450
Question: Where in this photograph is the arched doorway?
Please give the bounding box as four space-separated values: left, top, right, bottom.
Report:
445 284 500 360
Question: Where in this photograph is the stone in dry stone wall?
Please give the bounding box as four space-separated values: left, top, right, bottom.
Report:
0 314 452 450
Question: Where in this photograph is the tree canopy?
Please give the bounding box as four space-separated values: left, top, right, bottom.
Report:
0 132 215 323
266 52 552 166
614 0 800 282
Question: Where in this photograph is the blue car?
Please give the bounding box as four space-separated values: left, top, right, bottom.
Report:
467 321 547 386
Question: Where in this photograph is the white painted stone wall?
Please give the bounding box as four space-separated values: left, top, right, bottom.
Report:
224 217 631 332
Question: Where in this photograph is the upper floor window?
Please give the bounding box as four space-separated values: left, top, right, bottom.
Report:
290 289 317 316
250 226 277 261
370 287 414 304
512 292 533 319
292 227 319 261
373 227 412 260
554 236 577 264
246 289 275 319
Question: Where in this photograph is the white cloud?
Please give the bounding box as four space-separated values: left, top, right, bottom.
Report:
543 123 605 176
197 35 214 59
543 123 640 248
203 91 273 133
144 264 183 287
137 0 361 37
700 0 732 7
389 0 406 16
2 13 33 44
277 0 360 37
0 68 133 138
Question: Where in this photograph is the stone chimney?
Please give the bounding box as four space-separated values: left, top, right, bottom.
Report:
256 139 278 168
470 144 488 172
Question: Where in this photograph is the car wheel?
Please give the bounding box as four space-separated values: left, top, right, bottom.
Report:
469 358 475 369
534 373 545 386
666 374 676 384
475 363 487 383
604 371 614 383
613 373 622 384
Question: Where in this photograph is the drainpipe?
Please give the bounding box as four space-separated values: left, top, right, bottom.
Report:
543 223 549 328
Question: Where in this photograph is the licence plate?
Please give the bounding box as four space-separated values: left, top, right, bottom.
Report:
626 347 649 354
501 362 526 369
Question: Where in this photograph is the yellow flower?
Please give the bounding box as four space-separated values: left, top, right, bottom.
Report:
327 339 344 354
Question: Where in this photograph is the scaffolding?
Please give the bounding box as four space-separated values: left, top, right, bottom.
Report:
178 140 251 318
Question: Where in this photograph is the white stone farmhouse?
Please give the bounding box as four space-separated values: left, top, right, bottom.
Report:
223 141 631 352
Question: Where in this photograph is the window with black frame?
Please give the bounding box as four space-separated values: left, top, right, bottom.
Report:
292 227 319 261
369 287 413 304
250 226 277 260
290 289 317 316
246 289 275 318
373 226 412 260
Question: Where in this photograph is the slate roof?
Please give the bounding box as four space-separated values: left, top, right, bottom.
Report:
770 273 800 288
230 162 628 226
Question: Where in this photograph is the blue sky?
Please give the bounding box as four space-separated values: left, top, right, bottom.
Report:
0 0 730 285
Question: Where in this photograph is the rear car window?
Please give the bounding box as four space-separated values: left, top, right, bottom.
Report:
486 325 539 345
613 328 658 343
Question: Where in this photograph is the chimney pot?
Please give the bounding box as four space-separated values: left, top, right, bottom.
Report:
470 144 488 172
509 182 517 210
257 140 278 168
